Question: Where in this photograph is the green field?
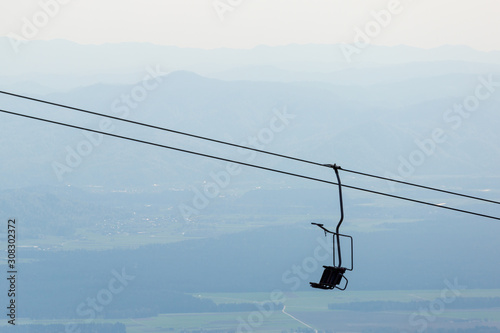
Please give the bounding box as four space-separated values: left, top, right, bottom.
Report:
139 290 500 332
8 289 500 332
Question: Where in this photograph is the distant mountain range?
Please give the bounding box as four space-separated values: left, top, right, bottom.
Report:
1 38 500 92
0 40 498 195
1 70 499 193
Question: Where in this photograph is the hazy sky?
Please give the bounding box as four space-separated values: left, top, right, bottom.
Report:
1 0 500 50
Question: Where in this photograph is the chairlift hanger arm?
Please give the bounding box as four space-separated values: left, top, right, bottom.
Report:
311 222 333 235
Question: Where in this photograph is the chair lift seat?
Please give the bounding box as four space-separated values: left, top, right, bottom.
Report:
309 165 352 291
310 266 347 290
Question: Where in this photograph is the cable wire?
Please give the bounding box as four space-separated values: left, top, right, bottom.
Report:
341 167 500 205
0 90 325 167
1 107 499 222
1 90 498 206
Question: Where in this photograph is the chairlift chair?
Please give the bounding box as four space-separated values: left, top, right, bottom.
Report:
310 164 353 291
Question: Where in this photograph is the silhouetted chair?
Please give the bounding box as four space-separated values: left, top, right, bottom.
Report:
310 266 347 290
309 164 352 291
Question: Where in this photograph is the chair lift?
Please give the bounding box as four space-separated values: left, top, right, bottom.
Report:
310 164 353 291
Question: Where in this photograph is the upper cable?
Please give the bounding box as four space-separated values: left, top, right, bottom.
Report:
0 89 499 207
